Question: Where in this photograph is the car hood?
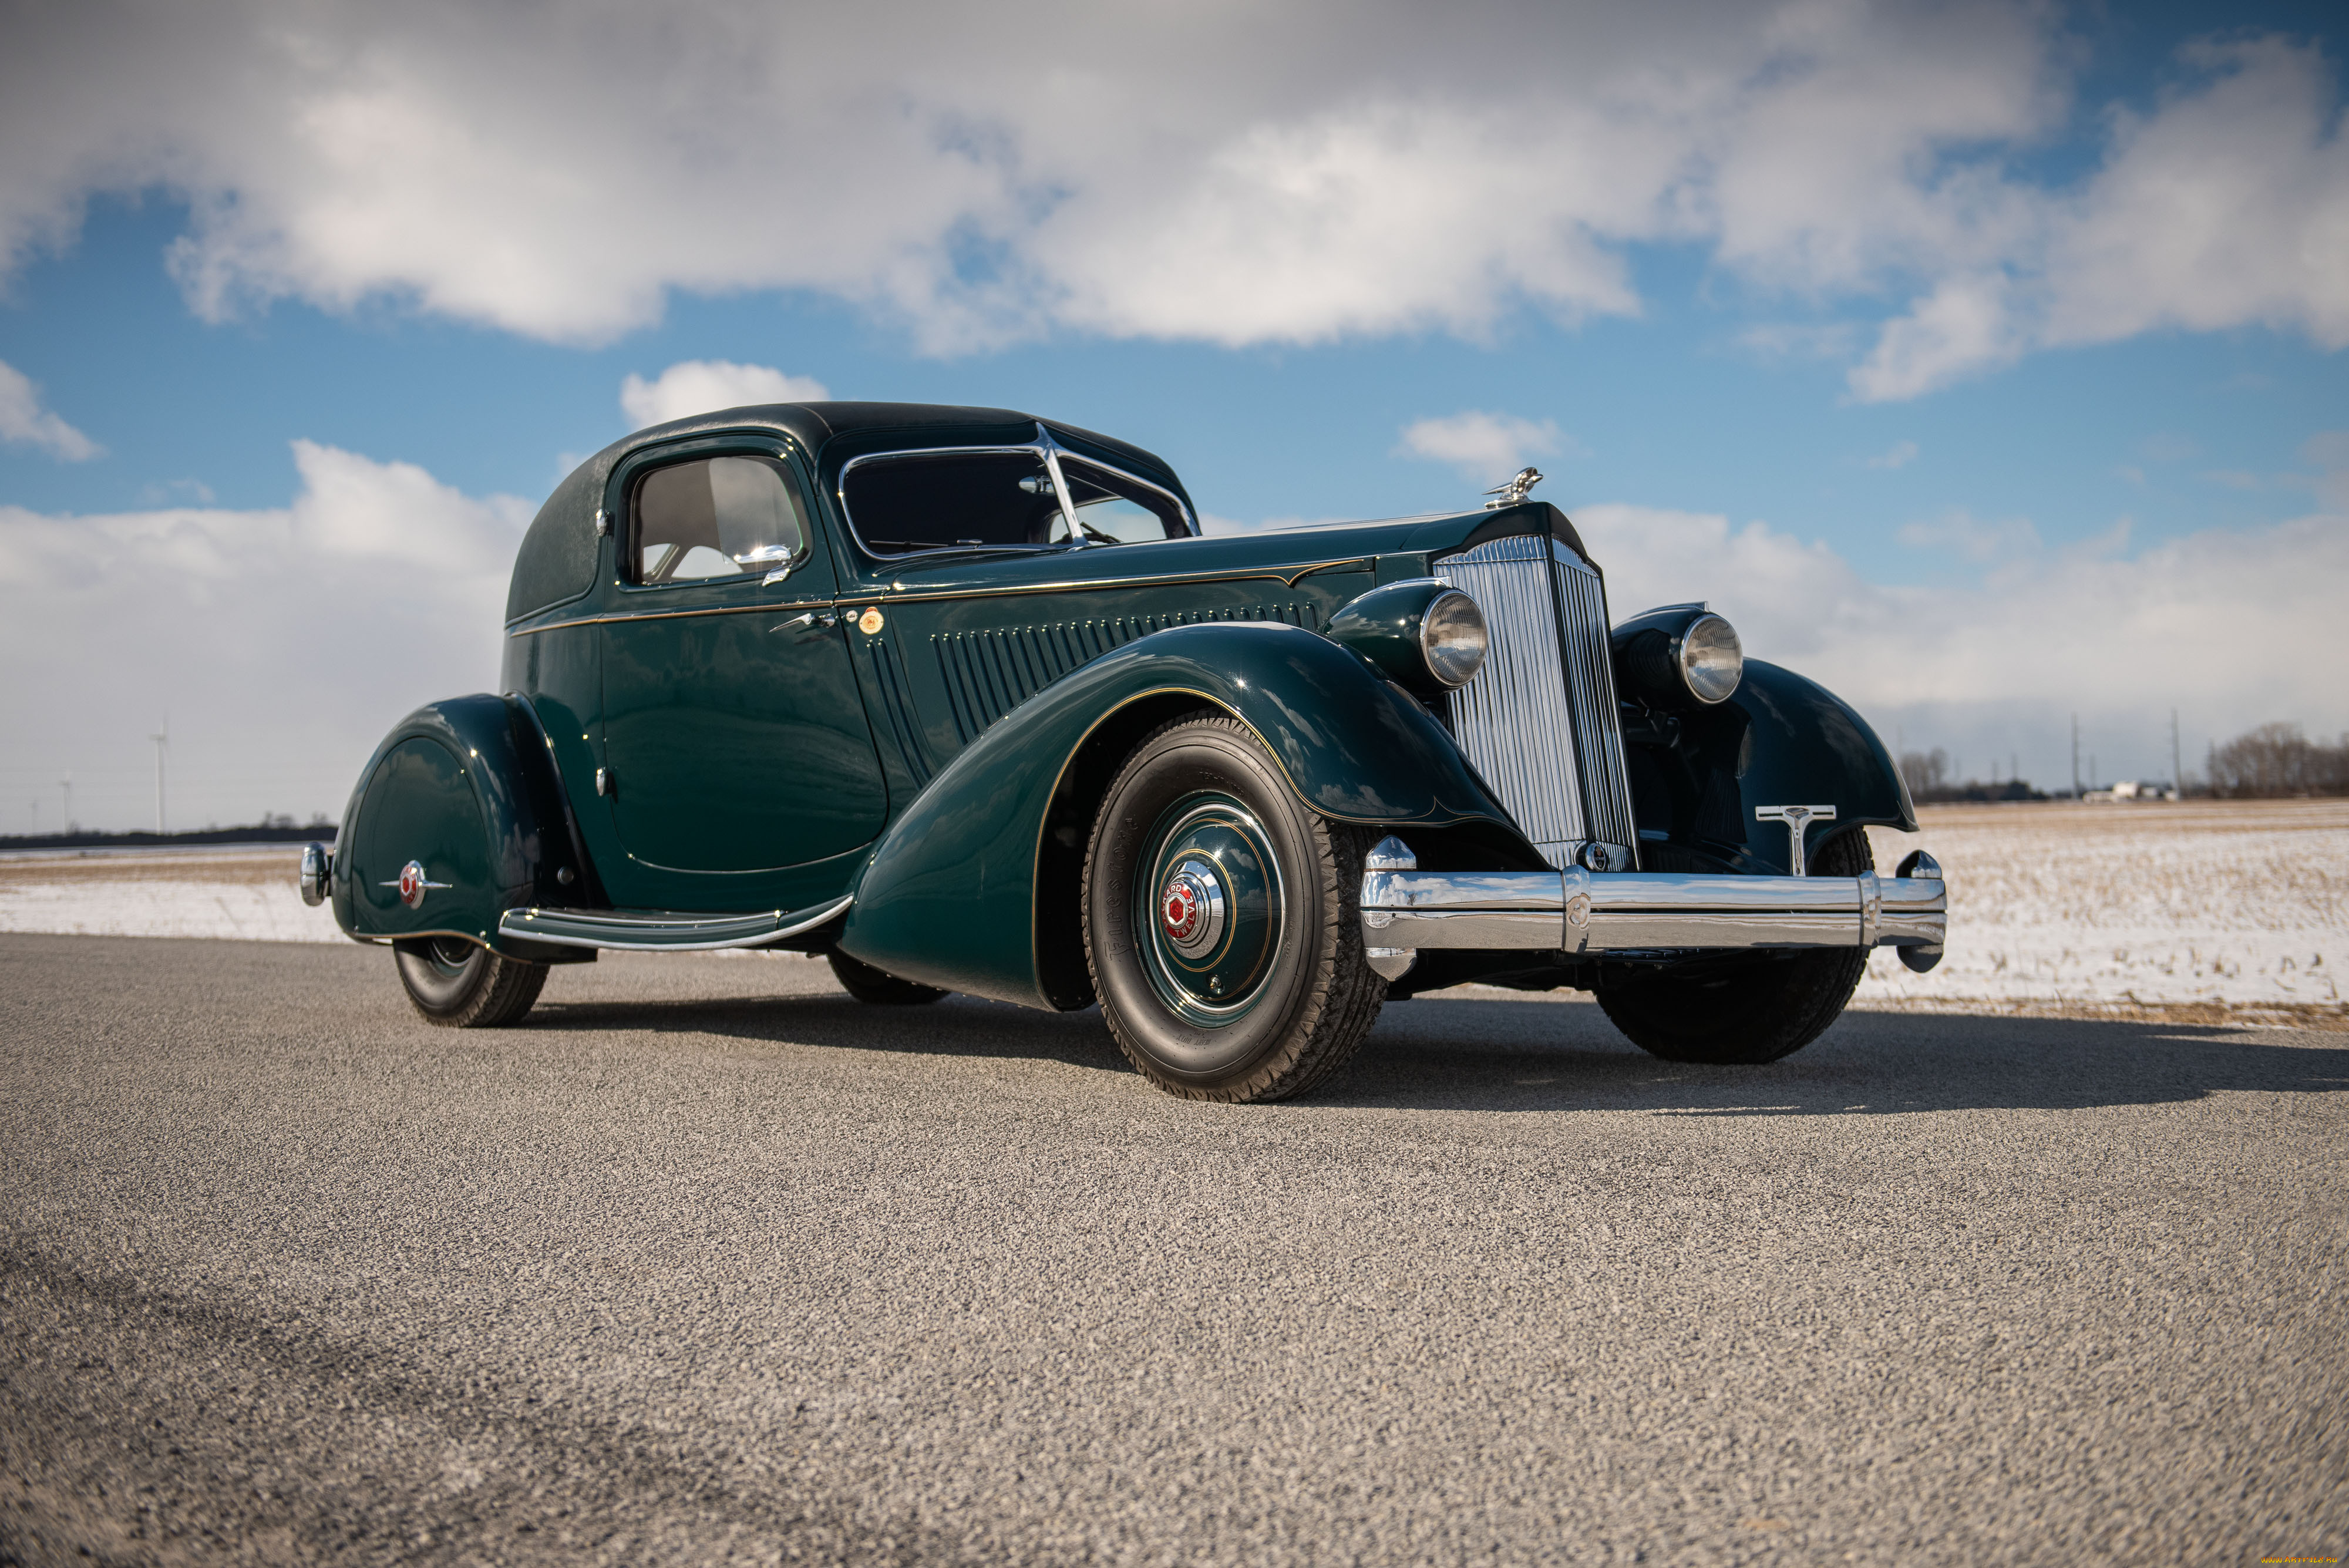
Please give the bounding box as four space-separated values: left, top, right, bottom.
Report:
847 502 1590 600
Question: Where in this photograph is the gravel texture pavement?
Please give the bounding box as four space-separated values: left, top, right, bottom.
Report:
2 933 2343 1566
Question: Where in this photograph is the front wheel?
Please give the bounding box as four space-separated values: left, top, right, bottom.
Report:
393 937 547 1028
1083 715 1386 1103
1596 830 1875 1064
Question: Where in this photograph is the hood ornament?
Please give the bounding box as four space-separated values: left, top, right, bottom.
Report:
1483 467 1543 509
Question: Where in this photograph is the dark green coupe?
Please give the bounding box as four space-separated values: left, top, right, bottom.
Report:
304 402 1944 1101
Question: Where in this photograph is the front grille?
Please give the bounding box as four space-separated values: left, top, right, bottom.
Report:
1438 534 1638 869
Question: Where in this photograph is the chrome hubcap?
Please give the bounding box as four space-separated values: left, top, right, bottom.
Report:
1134 794 1284 1027
1159 860 1226 958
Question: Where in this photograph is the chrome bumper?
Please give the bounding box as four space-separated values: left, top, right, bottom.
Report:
1359 837 1946 980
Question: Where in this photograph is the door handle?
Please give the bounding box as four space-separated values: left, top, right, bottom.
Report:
770 610 839 636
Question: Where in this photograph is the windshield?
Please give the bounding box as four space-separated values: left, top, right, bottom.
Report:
841 447 1189 557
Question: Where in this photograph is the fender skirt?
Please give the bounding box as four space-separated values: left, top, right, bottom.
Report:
331 693 594 958
837 620 1518 1010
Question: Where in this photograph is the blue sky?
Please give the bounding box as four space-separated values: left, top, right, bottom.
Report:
2 0 2344 829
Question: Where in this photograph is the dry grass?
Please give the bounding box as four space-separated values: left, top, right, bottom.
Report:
1857 797 2348 1012
0 849 299 889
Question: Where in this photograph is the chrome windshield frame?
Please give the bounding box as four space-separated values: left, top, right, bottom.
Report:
834 424 1200 564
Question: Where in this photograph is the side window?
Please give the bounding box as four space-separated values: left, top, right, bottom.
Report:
842 452 1068 556
631 455 810 584
1059 458 1186 543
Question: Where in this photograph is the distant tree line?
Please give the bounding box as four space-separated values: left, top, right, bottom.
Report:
2205 723 2349 798
1894 722 2349 804
0 819 337 851
1897 748 2047 804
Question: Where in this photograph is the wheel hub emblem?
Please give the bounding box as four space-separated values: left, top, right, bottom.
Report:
1159 859 1226 959
381 859 452 909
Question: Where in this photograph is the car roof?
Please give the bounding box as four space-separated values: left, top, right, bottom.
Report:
505 401 1194 625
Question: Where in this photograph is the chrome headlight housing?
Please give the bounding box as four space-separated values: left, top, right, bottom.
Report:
1677 613 1742 704
1418 588 1488 689
1327 579 1490 695
1613 605 1744 708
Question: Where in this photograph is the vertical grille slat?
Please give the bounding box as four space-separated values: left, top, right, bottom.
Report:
1439 534 1638 870
1554 556 1638 853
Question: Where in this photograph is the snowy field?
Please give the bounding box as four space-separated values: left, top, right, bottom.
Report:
5 800 2343 1024
1853 799 2346 1021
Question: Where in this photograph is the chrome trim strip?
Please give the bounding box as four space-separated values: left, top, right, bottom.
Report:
499 893 854 952
505 560 1375 637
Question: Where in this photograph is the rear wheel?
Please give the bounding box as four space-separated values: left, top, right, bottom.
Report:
392 937 547 1027
1083 715 1385 1102
827 950 948 1005
1596 830 1874 1064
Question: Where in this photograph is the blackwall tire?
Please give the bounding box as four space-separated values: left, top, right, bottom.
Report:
392 937 548 1028
1596 830 1875 1064
1083 714 1385 1103
827 950 948 1005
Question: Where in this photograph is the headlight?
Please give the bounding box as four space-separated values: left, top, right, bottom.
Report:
1419 588 1488 688
1678 614 1742 704
1327 580 1490 694
1613 606 1745 708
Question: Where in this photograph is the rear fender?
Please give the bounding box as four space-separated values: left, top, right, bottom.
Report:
331 694 597 959
837 620 1524 1009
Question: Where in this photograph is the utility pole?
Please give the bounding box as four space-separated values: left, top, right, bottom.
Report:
2170 709 2183 798
60 773 72 833
2071 714 2081 799
151 715 169 835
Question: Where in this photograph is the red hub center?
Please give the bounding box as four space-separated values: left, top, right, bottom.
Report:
1162 883 1199 943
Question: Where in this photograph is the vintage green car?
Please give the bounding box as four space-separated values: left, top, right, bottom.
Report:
303 401 1944 1101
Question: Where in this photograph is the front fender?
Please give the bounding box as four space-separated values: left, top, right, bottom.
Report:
837 621 1517 1009
331 694 591 955
1627 659 1915 875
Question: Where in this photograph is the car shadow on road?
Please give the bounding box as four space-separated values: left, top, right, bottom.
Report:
525 988 1136 1076
1324 998 2349 1116
522 982 2349 1115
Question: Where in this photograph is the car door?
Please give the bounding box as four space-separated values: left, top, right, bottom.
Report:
598 442 889 878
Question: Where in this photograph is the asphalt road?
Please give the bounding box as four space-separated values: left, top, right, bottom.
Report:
2 934 2343 1567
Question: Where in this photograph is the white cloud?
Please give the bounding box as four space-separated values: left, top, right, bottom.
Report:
1577 495 2349 780
1849 272 2025 401
618 360 831 429
1863 439 1919 470
2303 430 2349 513
1852 38 2349 399
1396 411 1570 484
0 442 529 827
5 1 2337 386
0 359 100 460
1896 507 2040 563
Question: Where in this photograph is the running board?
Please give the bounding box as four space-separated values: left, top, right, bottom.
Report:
499 894 853 953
